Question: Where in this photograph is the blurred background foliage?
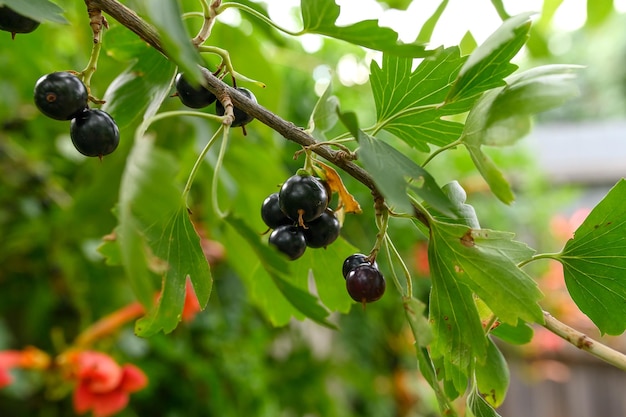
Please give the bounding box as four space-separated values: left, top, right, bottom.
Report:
1 0 625 416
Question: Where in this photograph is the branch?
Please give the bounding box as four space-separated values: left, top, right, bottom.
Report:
85 0 383 203
542 311 626 372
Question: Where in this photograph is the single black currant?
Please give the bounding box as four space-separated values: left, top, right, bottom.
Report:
34 72 88 121
268 225 307 260
175 73 217 109
279 175 328 224
70 109 120 157
342 253 377 279
0 6 39 37
215 87 256 127
303 209 340 248
261 193 292 229
345 264 386 303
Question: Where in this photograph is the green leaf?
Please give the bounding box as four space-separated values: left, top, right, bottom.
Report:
463 65 582 147
478 153 515 205
539 0 565 28
416 0 449 44
307 82 339 141
427 220 543 390
356 132 456 217
586 0 613 27
489 0 511 20
431 221 542 325
221 225 301 326
1 0 67 24
459 65 581 204
116 142 177 312
104 25 154 63
466 145 514 204
136 206 213 336
467 389 503 417
460 31 478 56
97 228 122 266
294 238 358 314
490 65 581 123
474 337 509 407
102 46 177 129
224 215 334 328
558 179 626 335
428 241 484 392
446 13 533 104
404 298 455 415
300 0 428 57
143 0 203 85
491 320 534 345
380 0 413 10
370 48 467 151
118 137 212 336
403 297 433 347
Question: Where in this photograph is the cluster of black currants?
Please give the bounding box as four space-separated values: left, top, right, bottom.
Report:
342 254 386 304
0 6 39 39
34 72 120 158
262 174 340 260
175 72 256 128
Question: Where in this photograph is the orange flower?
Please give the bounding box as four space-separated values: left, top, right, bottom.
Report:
549 208 591 241
0 347 50 388
64 351 147 417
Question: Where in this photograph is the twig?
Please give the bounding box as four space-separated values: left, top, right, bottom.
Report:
542 311 626 372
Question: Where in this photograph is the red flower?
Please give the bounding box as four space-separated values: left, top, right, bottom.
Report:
65 351 147 417
182 278 202 322
413 241 430 276
0 351 22 388
0 347 50 388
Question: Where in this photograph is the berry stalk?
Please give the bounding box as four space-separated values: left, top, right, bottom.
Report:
81 6 108 90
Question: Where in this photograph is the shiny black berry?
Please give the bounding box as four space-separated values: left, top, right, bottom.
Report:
346 264 386 303
175 73 216 109
34 72 88 121
261 193 292 229
0 6 39 37
215 87 256 127
342 253 377 279
279 175 328 224
268 225 307 260
70 109 120 157
303 209 340 248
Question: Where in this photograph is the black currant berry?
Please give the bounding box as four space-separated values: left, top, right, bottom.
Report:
346 264 386 303
70 109 120 158
175 73 217 109
342 253 377 279
34 72 88 121
303 209 340 248
261 193 292 229
215 87 256 127
279 175 328 224
0 6 39 37
268 225 307 260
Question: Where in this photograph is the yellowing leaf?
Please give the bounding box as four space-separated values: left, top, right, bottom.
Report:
314 160 362 214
